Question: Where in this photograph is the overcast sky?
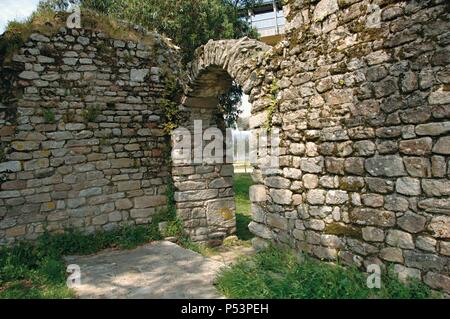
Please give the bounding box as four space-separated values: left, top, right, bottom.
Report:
0 0 40 33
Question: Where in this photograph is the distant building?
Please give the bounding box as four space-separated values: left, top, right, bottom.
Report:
246 0 285 45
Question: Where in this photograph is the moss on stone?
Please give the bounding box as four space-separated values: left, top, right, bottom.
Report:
324 222 362 239
330 62 349 75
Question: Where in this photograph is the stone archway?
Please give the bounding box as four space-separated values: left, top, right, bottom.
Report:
172 37 271 244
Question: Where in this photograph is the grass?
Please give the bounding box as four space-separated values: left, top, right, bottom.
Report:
216 247 440 299
234 173 254 241
0 220 165 299
0 7 165 65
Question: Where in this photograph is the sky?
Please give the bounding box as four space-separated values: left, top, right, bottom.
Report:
240 94 251 118
0 0 40 34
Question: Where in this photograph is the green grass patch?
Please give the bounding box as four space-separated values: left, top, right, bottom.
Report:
0 7 165 65
0 220 166 299
234 173 254 241
216 247 440 299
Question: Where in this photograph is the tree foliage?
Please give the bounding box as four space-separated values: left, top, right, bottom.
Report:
39 0 262 126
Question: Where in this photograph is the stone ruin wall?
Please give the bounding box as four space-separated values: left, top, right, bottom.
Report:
0 25 181 244
0 0 449 294
173 38 272 243
244 0 449 293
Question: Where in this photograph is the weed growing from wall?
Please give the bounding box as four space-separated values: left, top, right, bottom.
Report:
264 80 280 131
43 108 56 124
0 142 7 162
81 105 101 123
159 69 182 135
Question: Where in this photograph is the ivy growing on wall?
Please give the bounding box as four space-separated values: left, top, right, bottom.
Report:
264 80 280 131
160 72 182 135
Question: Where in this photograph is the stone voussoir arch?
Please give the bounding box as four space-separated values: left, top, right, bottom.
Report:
183 37 272 104
173 37 272 244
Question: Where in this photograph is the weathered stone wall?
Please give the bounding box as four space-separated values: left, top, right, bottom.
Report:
0 25 181 244
0 0 449 294
242 0 449 293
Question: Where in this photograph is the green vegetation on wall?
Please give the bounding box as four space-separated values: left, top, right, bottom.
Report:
81 105 101 123
264 80 280 131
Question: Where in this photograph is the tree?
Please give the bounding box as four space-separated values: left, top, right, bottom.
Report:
39 0 261 126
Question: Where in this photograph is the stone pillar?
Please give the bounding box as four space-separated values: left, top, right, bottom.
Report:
172 97 236 244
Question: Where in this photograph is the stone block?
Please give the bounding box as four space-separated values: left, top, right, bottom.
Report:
365 155 406 177
386 230 415 249
205 198 235 228
134 195 167 209
269 189 293 205
249 185 267 202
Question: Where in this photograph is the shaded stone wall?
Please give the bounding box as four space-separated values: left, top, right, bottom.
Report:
180 1 449 293
0 26 181 244
244 0 449 293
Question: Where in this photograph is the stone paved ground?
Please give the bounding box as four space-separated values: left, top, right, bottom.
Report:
64 241 253 299
65 241 223 299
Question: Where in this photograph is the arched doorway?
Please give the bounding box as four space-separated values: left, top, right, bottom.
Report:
171 38 271 244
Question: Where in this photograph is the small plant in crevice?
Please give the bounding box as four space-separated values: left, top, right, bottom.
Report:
264 80 280 131
0 142 8 162
81 105 101 123
165 177 176 218
0 32 25 65
43 108 56 124
163 218 184 238
270 80 280 97
122 53 134 64
265 98 278 131
96 42 113 56
160 74 182 135
132 159 141 169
